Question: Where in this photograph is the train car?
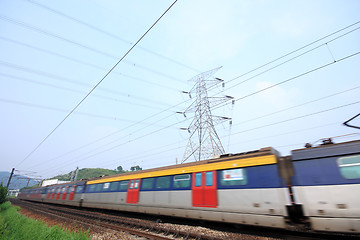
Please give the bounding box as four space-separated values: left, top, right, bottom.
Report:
43 181 86 206
18 187 47 202
83 147 292 229
291 140 360 233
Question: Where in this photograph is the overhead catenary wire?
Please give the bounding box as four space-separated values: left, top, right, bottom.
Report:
15 0 179 168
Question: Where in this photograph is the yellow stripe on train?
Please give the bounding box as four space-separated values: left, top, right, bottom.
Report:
87 154 277 185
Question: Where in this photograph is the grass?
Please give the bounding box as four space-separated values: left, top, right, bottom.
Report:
0 201 91 240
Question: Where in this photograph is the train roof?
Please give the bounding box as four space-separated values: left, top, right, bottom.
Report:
87 147 279 185
42 180 86 188
291 139 360 161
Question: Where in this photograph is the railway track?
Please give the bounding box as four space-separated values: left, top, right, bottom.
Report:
10 199 229 239
10 199 359 240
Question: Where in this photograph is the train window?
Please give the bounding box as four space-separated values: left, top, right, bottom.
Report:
88 185 96 192
129 180 139 189
119 181 129 191
206 172 213 186
219 168 247 186
338 155 360 179
76 186 84 193
195 173 202 187
173 174 190 188
110 182 119 191
141 178 154 190
96 183 104 192
103 183 110 191
156 176 171 189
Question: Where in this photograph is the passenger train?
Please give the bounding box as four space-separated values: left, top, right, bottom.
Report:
18 139 360 234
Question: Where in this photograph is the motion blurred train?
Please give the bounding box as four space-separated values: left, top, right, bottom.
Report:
18 139 360 233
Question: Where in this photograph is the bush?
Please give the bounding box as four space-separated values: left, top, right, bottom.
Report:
0 183 7 204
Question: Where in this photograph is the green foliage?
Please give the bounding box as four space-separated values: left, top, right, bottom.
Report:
53 167 129 181
0 183 7 204
130 165 142 171
0 202 90 240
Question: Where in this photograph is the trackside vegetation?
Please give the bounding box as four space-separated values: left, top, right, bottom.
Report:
0 184 7 204
0 202 90 240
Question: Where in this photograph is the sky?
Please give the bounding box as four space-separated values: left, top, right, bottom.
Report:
1 0 360 180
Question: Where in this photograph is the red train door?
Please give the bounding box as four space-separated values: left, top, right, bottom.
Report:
126 179 141 204
50 188 56 199
61 186 68 200
56 187 61 200
69 186 76 200
192 171 218 208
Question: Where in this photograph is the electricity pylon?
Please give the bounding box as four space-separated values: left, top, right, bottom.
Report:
180 67 233 163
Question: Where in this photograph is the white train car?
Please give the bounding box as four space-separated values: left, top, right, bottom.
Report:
82 147 291 228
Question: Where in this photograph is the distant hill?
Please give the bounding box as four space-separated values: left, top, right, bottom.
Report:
0 166 140 189
52 167 129 181
0 171 39 190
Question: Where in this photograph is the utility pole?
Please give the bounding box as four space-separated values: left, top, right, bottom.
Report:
69 170 75 181
180 67 233 163
6 168 15 189
74 167 79 181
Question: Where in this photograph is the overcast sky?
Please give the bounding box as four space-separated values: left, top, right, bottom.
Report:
1 0 359 180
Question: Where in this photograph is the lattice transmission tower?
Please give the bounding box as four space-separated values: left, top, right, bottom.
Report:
180 67 233 163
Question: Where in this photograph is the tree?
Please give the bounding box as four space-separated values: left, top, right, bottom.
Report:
116 166 123 172
130 165 142 171
0 183 8 204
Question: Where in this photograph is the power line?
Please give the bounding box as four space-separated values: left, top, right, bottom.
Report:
211 50 360 112
0 35 181 93
0 97 173 125
230 101 360 137
16 0 179 168
227 20 360 84
25 0 201 73
0 13 184 83
231 85 360 127
0 71 174 110
214 25 360 95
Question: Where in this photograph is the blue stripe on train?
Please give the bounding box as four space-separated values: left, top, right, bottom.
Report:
291 157 360 186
